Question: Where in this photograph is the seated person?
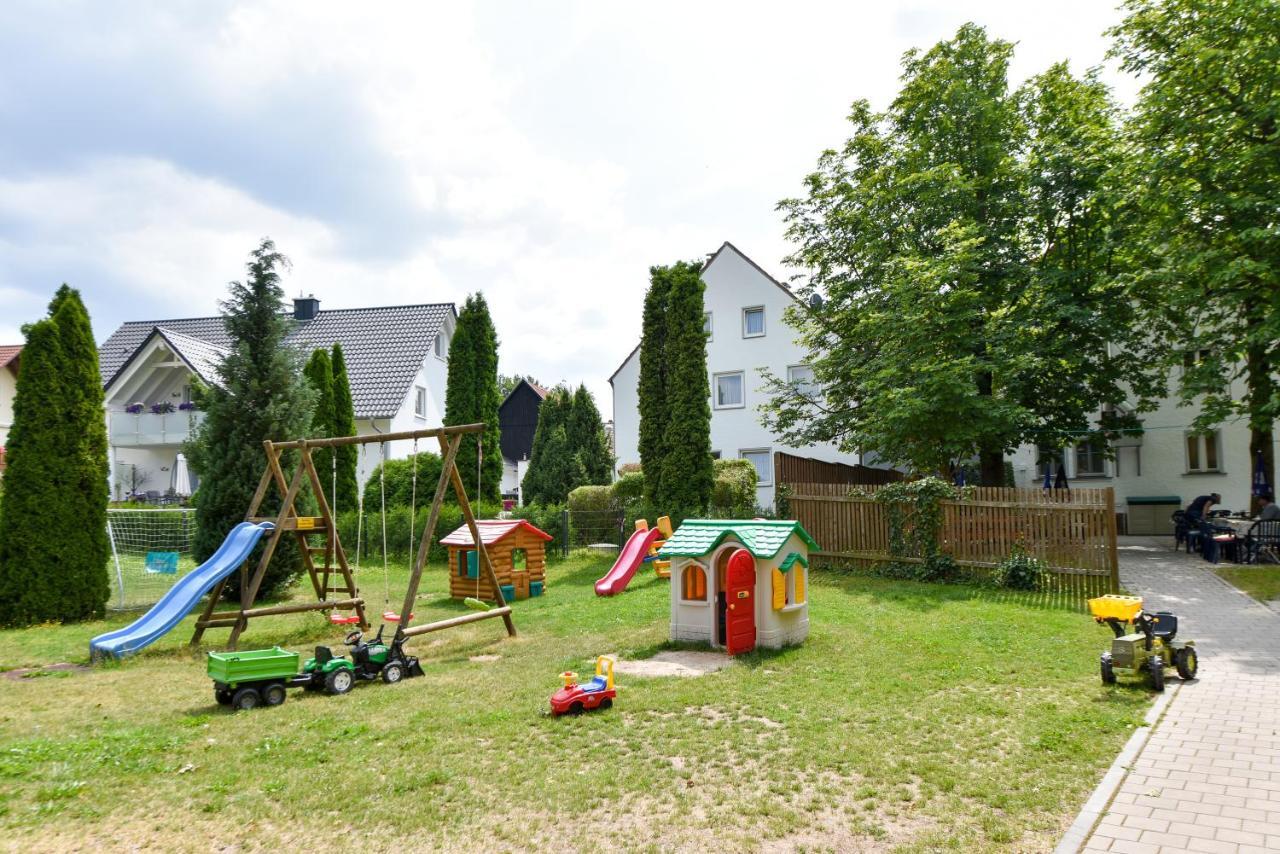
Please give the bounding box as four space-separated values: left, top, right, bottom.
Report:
1185 492 1221 523
1259 493 1280 522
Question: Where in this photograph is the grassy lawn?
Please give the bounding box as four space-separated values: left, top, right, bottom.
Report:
0 552 1151 852
1215 565 1280 603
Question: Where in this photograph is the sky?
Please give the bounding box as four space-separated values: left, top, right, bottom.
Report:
0 1 1139 412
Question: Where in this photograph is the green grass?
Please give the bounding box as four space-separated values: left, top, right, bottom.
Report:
1215 565 1280 603
0 553 1150 852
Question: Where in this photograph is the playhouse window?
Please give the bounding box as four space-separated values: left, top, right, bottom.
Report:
511 548 528 571
458 550 478 578
682 564 707 601
774 554 807 609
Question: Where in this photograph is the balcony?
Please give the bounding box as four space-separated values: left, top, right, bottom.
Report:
109 411 204 447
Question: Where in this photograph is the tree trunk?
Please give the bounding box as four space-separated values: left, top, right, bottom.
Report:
979 450 1005 487
1246 336 1275 514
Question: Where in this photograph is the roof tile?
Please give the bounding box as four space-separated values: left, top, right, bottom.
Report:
657 519 818 560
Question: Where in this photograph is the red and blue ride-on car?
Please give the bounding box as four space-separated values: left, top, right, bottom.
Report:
550 656 616 716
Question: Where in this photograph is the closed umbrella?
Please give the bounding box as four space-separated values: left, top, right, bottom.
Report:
1253 450 1271 498
1054 461 1069 491
1042 458 1053 491
171 453 192 496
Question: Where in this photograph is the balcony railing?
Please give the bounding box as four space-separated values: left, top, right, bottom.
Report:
109 411 204 447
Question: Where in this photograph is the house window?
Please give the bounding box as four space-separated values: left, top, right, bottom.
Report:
1074 439 1107 477
682 563 707 601
743 306 765 338
434 335 442 358
1182 348 1213 371
414 385 427 419
787 365 818 400
703 312 713 340
511 548 527 571
714 372 745 409
740 448 772 486
1186 431 1221 473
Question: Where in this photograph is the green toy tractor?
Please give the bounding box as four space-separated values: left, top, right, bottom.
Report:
1090 595 1198 692
302 625 424 694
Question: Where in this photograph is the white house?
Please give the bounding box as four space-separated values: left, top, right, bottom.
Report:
0 345 20 462
610 242 864 510
97 297 455 503
1008 361 1277 533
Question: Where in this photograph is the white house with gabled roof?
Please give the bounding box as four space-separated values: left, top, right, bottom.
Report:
97 296 455 503
609 242 865 510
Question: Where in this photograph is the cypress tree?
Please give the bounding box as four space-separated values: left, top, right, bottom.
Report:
443 293 502 502
330 342 359 513
187 239 316 601
637 266 671 501
568 383 613 485
522 388 583 505
658 262 714 516
303 348 337 506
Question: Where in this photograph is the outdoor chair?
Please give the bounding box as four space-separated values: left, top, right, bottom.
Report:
1172 510 1189 549
1245 520 1280 565
1199 520 1241 564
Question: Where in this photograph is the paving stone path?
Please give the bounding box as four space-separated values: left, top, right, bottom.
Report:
1078 537 1280 853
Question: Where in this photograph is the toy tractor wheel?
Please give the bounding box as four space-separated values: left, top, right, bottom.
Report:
1147 657 1165 692
231 687 261 711
262 683 287 707
381 662 404 685
325 668 354 695
1175 648 1198 680
1100 657 1116 685
214 687 234 705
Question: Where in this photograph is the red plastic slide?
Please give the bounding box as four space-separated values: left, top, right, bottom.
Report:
595 527 664 596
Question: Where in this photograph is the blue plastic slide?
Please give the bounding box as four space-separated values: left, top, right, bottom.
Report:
90 521 275 660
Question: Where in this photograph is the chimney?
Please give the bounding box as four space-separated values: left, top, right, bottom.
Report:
293 294 320 321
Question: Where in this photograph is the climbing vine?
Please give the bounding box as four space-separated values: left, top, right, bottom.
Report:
866 477 967 581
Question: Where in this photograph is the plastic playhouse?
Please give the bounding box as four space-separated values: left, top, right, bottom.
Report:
659 519 817 655
440 519 553 602
550 656 617 715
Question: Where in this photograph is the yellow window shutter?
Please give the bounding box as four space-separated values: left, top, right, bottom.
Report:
795 567 806 604
772 568 785 610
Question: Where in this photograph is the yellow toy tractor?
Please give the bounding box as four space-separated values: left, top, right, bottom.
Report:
1089 595 1198 692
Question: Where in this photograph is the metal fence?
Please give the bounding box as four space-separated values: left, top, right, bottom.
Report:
561 509 627 557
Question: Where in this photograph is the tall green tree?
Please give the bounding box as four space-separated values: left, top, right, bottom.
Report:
303 348 337 506
1111 0 1280 502
187 239 316 601
657 262 714 514
330 342 359 513
568 383 613 485
637 266 672 501
0 287 110 625
765 24 1153 480
522 387 584 505
443 293 502 502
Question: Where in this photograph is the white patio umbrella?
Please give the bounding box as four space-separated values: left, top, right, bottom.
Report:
171 453 192 496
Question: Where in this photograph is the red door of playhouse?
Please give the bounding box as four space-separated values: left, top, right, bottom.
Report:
724 548 756 656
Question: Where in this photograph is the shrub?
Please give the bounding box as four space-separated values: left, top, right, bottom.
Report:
612 471 645 506
567 485 614 514
992 549 1048 590
617 462 642 476
362 452 444 510
711 458 758 515
511 502 566 558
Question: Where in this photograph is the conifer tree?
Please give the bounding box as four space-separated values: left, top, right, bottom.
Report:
187 239 315 601
330 342 359 512
443 293 502 501
637 267 671 501
522 388 584 505
568 384 613 485
0 286 110 625
658 262 714 515
303 348 337 505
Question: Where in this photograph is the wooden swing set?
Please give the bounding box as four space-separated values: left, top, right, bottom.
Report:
190 423 516 650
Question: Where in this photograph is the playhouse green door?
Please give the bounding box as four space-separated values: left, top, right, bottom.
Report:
725 548 756 656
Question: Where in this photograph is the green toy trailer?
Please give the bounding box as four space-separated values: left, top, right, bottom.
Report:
1089 595 1198 692
208 626 423 710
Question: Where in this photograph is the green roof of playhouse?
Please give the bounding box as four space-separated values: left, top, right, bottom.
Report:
657 520 818 559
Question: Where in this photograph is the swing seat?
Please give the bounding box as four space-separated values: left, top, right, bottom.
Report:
382 611 414 622
329 614 361 625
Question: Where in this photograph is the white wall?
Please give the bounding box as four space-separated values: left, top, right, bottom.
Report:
611 243 863 510
1009 367 1277 519
0 366 16 449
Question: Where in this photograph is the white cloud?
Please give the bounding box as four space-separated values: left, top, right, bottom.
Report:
0 0 1134 408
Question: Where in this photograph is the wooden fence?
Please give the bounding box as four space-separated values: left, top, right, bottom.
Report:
774 452 905 489
789 483 1119 596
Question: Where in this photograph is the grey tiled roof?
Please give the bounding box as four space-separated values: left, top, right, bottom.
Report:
99 304 455 418
154 327 228 386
